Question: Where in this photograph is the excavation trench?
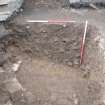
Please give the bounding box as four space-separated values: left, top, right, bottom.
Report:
0 22 104 105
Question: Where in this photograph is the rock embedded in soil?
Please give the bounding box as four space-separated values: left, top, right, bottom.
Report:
23 91 35 104
0 51 8 66
0 72 14 84
5 100 13 105
10 90 25 102
12 60 22 72
67 61 73 66
10 90 35 105
73 59 80 65
5 78 23 94
0 25 10 38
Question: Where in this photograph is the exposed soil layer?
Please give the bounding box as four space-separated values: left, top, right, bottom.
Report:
0 22 104 105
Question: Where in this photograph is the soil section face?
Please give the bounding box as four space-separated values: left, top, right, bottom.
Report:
0 22 103 105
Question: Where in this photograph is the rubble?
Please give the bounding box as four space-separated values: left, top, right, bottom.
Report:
69 0 105 8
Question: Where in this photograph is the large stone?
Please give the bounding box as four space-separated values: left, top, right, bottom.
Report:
0 0 24 21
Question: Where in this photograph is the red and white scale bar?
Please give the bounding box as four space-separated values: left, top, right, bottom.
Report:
26 19 76 23
27 19 88 65
80 20 88 64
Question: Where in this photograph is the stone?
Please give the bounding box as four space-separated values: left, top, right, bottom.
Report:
80 65 86 71
5 78 23 94
83 70 90 78
59 47 65 52
5 100 13 105
24 91 35 104
73 59 79 65
0 0 9 5
62 38 70 42
26 25 30 29
10 90 28 105
57 98 73 105
53 37 59 42
72 45 80 50
67 61 73 66
0 0 24 21
0 67 5 73
0 25 10 38
10 90 24 102
12 60 22 72
0 51 7 66
63 24 67 27
3 62 13 72
73 93 79 105
75 53 80 58
20 8 23 12
14 101 27 105
0 72 15 84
